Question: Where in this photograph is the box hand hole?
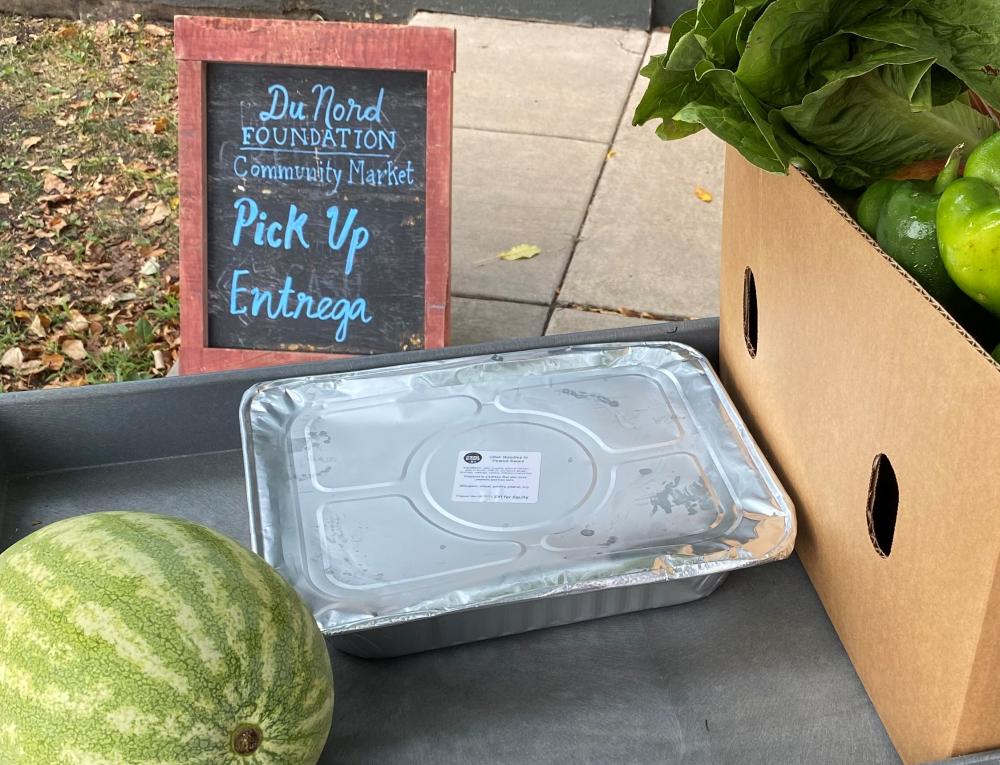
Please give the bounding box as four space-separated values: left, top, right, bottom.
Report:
866 453 899 558
743 266 758 358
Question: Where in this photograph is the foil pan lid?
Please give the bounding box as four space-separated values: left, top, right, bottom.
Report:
240 342 795 634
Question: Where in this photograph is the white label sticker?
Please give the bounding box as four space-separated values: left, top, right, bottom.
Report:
452 450 541 504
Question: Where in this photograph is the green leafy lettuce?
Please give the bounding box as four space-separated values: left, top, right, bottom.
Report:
634 0 1000 187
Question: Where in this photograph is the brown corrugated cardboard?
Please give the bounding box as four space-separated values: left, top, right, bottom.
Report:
719 146 1000 765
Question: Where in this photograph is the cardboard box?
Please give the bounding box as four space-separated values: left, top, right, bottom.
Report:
719 146 1000 765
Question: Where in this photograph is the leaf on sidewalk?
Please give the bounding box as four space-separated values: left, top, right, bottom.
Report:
694 186 713 203
497 244 541 261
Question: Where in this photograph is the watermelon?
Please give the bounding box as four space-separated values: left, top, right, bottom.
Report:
0 512 334 764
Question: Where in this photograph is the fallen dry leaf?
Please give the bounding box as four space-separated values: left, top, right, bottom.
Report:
694 186 713 203
37 193 73 206
27 314 46 339
140 201 170 228
61 158 80 173
0 36 17 46
42 172 66 194
1 346 24 370
0 192 9 205
56 24 79 39
145 23 170 37
43 353 65 371
48 217 67 235
45 253 86 278
138 245 166 259
153 115 169 134
606 149 618 159
65 310 89 333
18 359 47 376
100 292 137 307
61 338 88 361
498 244 541 261
139 257 160 276
126 191 149 210
45 375 86 388
21 135 41 151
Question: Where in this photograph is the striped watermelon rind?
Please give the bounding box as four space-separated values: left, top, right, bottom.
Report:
0 511 334 764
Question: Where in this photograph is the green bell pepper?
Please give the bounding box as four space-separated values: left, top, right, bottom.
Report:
857 147 963 306
937 131 1000 317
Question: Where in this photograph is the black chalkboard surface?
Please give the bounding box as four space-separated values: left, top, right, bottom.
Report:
205 63 427 354
176 17 454 373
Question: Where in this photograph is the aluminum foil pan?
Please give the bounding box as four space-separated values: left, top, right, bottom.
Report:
241 342 795 656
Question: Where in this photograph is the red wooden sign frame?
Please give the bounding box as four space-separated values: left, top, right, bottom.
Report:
174 16 454 374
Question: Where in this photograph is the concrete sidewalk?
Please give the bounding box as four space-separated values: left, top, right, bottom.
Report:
409 14 725 345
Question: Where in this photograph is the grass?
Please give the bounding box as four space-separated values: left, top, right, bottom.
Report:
0 14 180 391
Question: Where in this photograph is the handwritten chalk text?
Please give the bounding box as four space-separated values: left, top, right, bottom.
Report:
240 126 397 153
349 159 415 187
232 197 309 250
230 198 371 277
214 75 422 346
259 84 385 127
229 270 373 342
232 155 343 190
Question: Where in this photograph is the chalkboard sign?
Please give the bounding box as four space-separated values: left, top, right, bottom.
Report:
175 17 454 373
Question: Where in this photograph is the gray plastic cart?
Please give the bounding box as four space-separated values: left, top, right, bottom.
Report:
1 319 995 765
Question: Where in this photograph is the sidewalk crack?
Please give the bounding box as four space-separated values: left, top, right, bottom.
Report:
543 32 654 333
